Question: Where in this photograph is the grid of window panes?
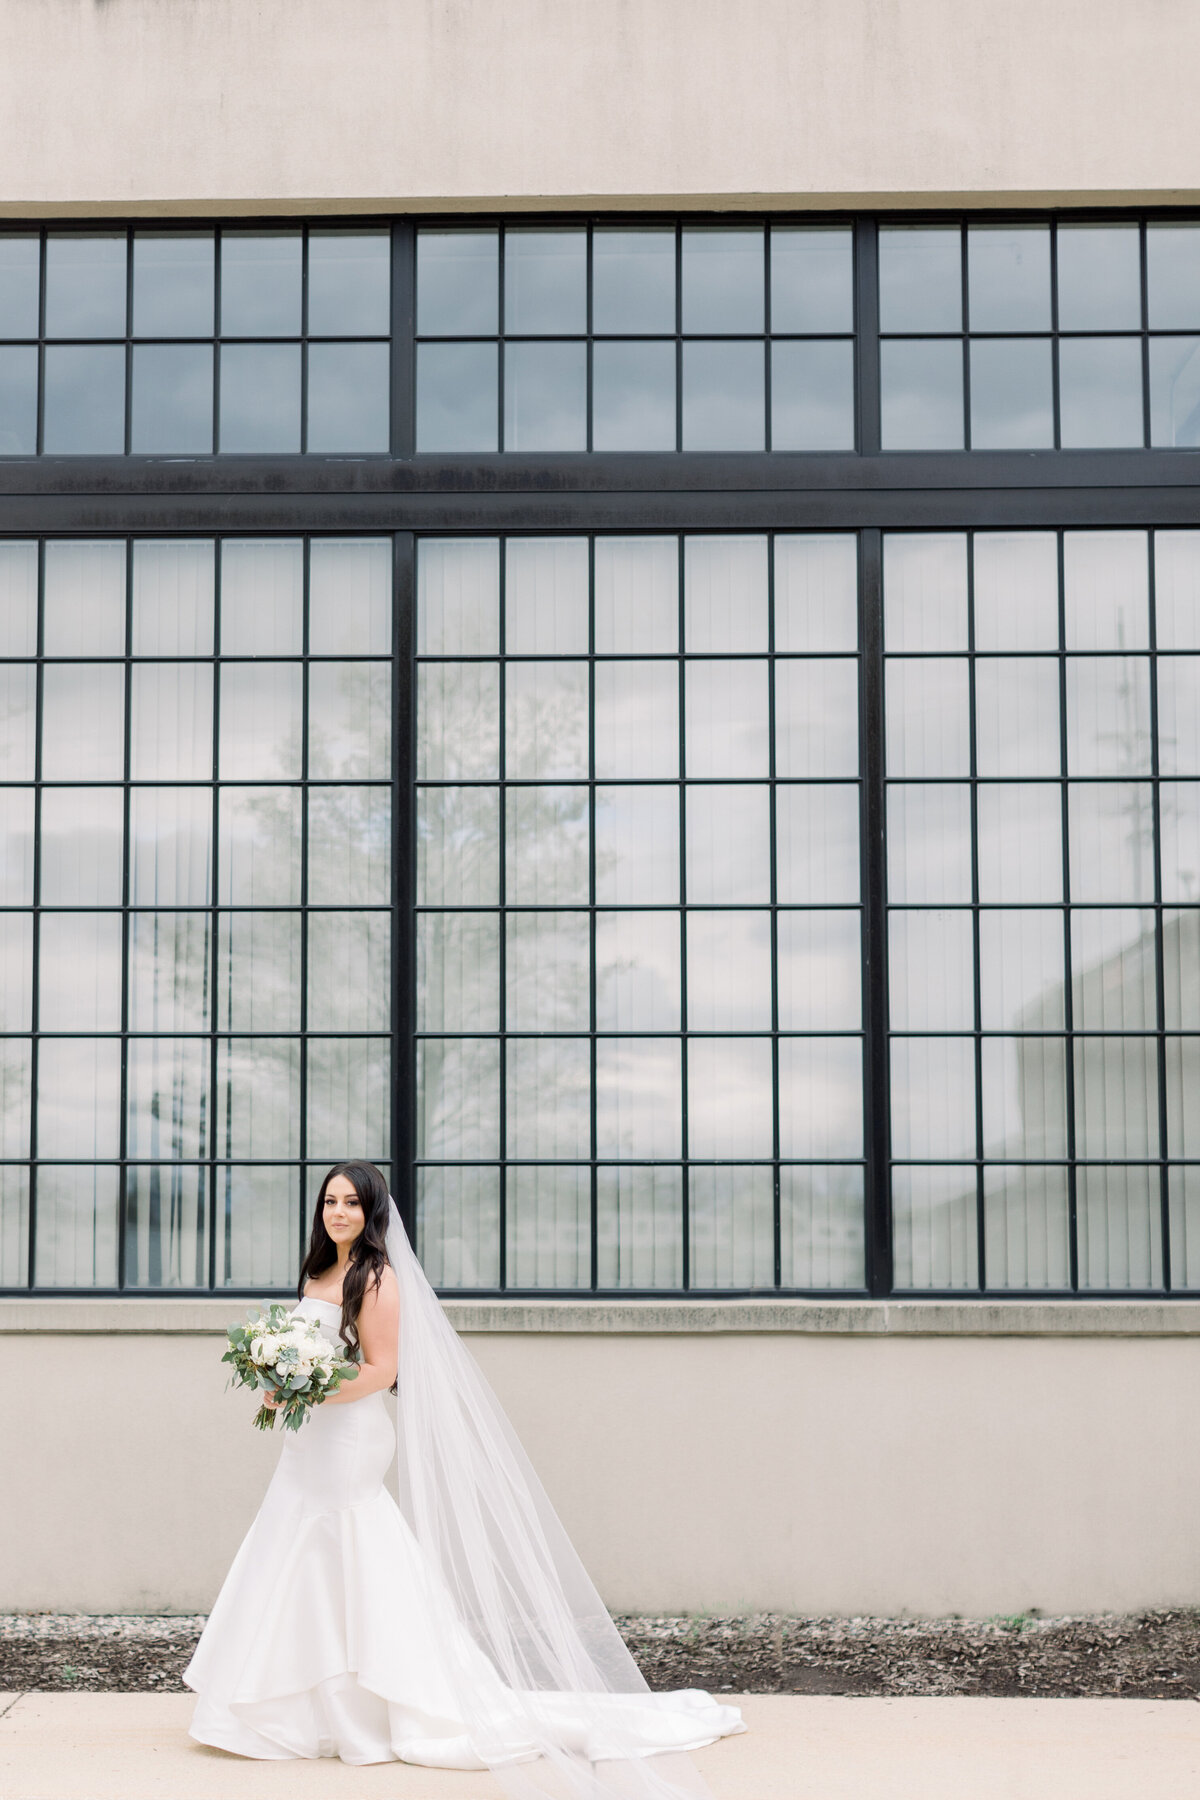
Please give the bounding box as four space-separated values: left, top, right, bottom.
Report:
884 530 1200 1290
880 222 1200 450
0 536 392 1291
414 533 866 1291
0 229 391 455
415 226 856 453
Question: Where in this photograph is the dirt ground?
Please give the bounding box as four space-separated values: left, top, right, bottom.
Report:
3 1611 1200 1699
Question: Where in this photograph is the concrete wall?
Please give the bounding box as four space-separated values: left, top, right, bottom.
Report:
5 1298 1200 1618
2 1 1200 216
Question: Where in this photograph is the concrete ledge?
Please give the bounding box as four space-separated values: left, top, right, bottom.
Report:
3 1295 1200 1335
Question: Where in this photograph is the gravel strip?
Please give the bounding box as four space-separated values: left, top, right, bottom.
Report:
2 1611 1199 1697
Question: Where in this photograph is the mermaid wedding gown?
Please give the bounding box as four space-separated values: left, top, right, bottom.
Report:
185 1295 744 1769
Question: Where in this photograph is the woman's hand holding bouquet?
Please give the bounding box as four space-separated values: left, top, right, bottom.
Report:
222 1303 359 1431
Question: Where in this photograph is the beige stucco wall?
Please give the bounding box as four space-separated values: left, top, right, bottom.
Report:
5 1300 1200 1617
1 0 1199 217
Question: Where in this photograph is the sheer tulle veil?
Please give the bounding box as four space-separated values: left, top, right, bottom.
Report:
384 1197 717 1800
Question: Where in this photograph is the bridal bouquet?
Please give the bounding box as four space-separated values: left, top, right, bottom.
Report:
223 1304 359 1431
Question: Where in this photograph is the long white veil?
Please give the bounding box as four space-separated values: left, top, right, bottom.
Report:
384 1197 718 1800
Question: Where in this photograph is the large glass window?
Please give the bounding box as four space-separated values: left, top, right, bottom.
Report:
884 529 1200 1289
415 225 857 453
0 537 393 1289
0 229 391 456
413 534 866 1289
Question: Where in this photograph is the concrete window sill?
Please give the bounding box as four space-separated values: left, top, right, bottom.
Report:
2 1296 1199 1335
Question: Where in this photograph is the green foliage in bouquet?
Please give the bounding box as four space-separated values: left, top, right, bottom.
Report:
223 1301 359 1431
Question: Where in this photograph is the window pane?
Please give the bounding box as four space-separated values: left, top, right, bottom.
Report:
984 1166 1070 1289
218 786 300 905
0 347 37 453
41 664 124 779
0 541 37 655
595 1039 682 1158
1149 336 1200 447
216 1039 301 1158
506 785 589 904
1077 1165 1162 1289
417 1039 500 1158
776 910 861 1029
0 913 32 1029
685 534 767 650
1158 657 1200 774
1057 225 1141 331
310 538 391 655
592 230 675 334
44 538 126 654
417 537 499 655
893 1166 978 1290
687 1039 772 1158
1155 531 1200 648
130 663 213 780
685 783 770 903
37 1037 121 1158
775 785 860 903
771 227 853 333
218 343 301 451
0 790 34 900
127 1037 208 1161
505 661 588 779
306 911 391 1033
771 340 855 451
307 230 390 336
0 1038 31 1158
219 1165 298 1287
216 911 300 1031
885 659 970 777
977 783 1062 903
39 787 124 904
417 664 499 780
773 535 858 652
687 909 771 1029
307 1038 390 1161
1063 531 1148 650
505 538 588 653
0 665 35 781
45 234 126 337
689 1167 774 1289
220 232 301 336
417 1167 501 1289
34 1166 119 1287
417 912 500 1033
775 658 858 777
891 1038 976 1160
506 1167 590 1289
1147 225 1200 328
974 532 1059 652
889 909 974 1030
880 340 964 450
594 536 678 653
503 341 586 451
1070 909 1156 1029
981 1037 1068 1160
306 342 390 452
219 663 302 778
781 1167 865 1289
685 659 769 776
132 233 215 337
124 1165 209 1288
594 787 679 905
967 225 1051 331
130 911 212 1033
43 345 125 453
595 910 680 1028
888 783 972 903
416 343 499 451
681 228 763 333
597 1167 683 1290
975 658 1061 777
681 341 764 449
308 782 386 908
129 787 212 906
1068 782 1155 903
884 534 968 650
220 537 303 654
132 540 215 655
38 911 122 1030
308 661 391 779
504 229 586 335
779 1038 863 1158
0 236 39 337
507 1038 590 1159
592 341 676 451
1058 338 1144 448
506 911 589 1032
969 339 1053 449
879 227 961 332
416 787 497 907
417 230 498 336
1066 656 1152 775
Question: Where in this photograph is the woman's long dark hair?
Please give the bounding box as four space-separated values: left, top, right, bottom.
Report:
298 1160 392 1361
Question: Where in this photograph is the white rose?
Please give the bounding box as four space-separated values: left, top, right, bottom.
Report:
257 1334 281 1364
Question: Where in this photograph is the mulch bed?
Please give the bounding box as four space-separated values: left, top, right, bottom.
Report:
3 1611 1200 1698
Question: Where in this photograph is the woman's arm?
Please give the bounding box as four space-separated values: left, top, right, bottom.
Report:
322 1267 399 1405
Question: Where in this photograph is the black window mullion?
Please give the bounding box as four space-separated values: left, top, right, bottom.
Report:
297 537 310 1262
497 538 508 1286
676 533 689 1287
966 532 985 1289
767 532 781 1288
116 538 133 1289
587 534 598 1290
1056 530 1079 1290
854 220 880 456
1147 530 1171 1288
392 532 417 1243
859 528 891 1295
209 540 223 1289
1140 220 1152 451
26 540 45 1289
390 224 416 459
123 230 133 457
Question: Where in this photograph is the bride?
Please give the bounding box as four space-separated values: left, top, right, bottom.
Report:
185 1160 745 1797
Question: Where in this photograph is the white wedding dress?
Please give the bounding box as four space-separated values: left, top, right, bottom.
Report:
185 1295 745 1770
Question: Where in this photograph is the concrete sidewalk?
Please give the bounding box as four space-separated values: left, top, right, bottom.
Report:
1 1691 1198 1799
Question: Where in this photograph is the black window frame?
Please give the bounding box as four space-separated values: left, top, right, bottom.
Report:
2 208 1199 1301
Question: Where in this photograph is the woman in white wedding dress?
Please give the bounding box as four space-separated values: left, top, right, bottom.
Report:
185 1161 745 1797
